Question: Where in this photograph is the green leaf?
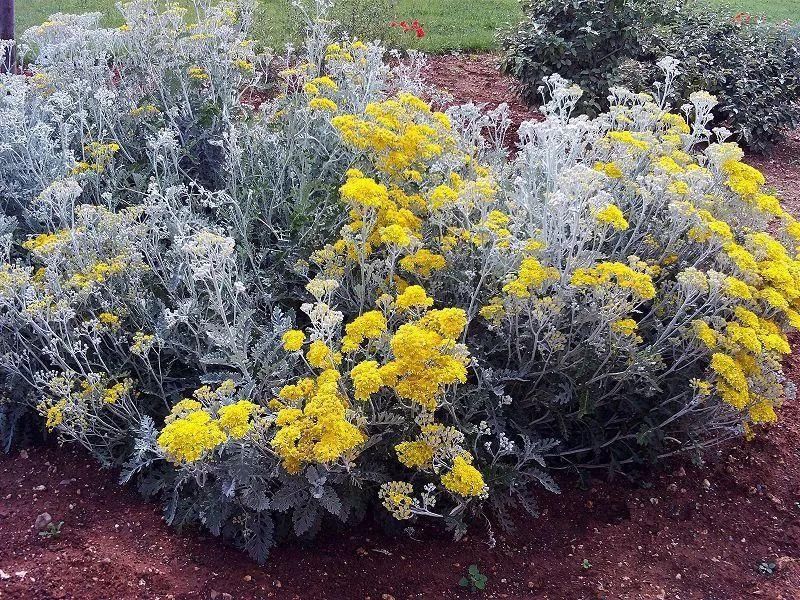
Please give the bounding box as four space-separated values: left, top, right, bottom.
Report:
468 564 480 576
459 577 470 587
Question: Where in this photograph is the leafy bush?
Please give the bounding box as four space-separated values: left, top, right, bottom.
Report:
500 0 646 117
501 0 800 151
1 0 798 563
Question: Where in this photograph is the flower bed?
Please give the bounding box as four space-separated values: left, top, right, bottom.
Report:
0 0 797 563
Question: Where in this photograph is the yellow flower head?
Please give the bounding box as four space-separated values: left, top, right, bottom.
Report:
396 285 434 310
441 455 486 497
282 329 306 352
595 204 629 230
350 360 383 401
157 410 225 463
218 400 259 438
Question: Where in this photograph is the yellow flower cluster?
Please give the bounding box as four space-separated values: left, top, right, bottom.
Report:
595 204 629 230
306 340 341 369
130 331 155 356
440 456 486 498
158 410 227 463
350 360 383 401
395 422 459 469
324 40 368 64
331 93 453 176
342 310 387 352
607 130 651 152
379 316 468 410
39 399 66 431
23 230 71 255
395 284 434 310
570 261 656 300
68 256 129 290
71 141 121 175
187 65 209 81
611 318 638 337
594 161 623 179
399 249 447 278
157 384 259 463
693 304 790 423
272 369 365 473
379 481 414 520
218 400 259 438
305 75 340 113
282 329 306 351
98 312 121 330
503 257 559 299
102 380 132 404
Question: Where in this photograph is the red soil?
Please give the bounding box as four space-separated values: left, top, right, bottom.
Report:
423 54 542 142
2 55 800 600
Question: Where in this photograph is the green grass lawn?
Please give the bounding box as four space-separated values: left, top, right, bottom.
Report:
706 0 800 21
13 0 800 54
14 0 520 53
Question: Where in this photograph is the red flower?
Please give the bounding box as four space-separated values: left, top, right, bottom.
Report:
388 17 425 38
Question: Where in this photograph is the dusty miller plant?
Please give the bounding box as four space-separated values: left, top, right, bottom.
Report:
0 0 797 562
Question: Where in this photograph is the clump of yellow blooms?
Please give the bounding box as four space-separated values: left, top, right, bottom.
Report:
570 261 656 300
594 161 624 179
187 65 210 81
595 204 629 230
23 230 72 255
342 310 387 352
502 257 558 298
607 130 651 152
218 400 259 438
350 360 383 401
395 285 435 310
98 312 121 330
308 97 338 113
39 399 66 431
271 369 366 473
611 318 638 337
399 249 446 278
659 141 800 425
70 141 121 175
157 382 259 463
68 256 129 290
331 93 453 176
306 339 341 368
158 410 226 462
131 331 155 356
395 437 436 469
282 329 306 352
380 321 468 410
379 481 415 520
102 380 132 404
440 456 487 498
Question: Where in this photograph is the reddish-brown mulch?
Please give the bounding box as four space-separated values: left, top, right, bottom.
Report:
748 129 800 210
423 54 542 141
2 55 800 600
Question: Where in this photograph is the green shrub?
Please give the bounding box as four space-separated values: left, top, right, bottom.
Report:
500 0 646 116
501 0 800 151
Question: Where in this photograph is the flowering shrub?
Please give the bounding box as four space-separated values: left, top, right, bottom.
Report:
1 0 797 562
501 0 800 151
